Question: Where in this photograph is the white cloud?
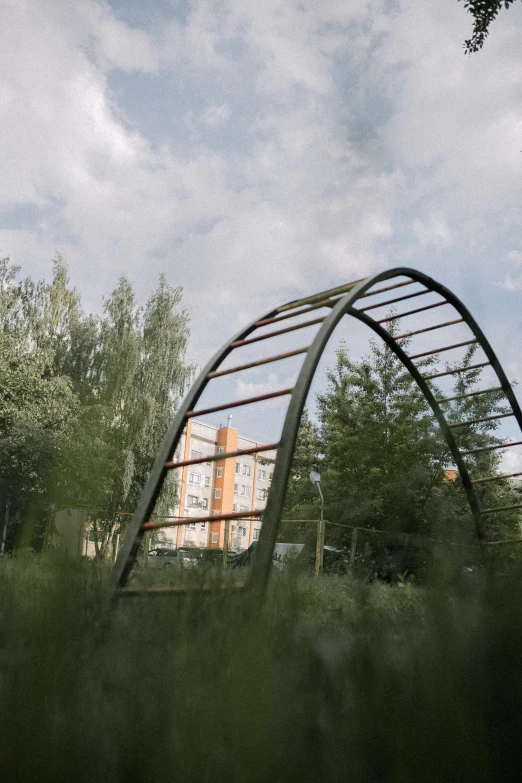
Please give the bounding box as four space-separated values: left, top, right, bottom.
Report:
234 372 297 410
1 0 522 394
374 0 522 216
202 104 231 127
501 274 522 292
412 214 452 249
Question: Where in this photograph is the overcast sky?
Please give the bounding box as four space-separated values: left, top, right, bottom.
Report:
1 0 522 453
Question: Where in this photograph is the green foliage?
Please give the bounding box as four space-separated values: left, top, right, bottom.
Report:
3 556 522 780
315 334 445 537
284 328 521 570
0 257 193 554
0 258 79 547
458 0 520 53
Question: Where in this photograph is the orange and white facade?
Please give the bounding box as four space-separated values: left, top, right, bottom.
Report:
163 417 275 552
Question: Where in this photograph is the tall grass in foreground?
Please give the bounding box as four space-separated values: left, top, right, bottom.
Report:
1 554 522 782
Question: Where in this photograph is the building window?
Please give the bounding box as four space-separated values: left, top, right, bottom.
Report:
187 495 198 507
204 476 210 487
201 498 209 510
186 522 195 530
253 528 260 540
235 463 240 474
240 505 249 512
269 473 273 483
234 483 238 495
216 467 223 478
214 488 221 499
201 522 206 531
256 488 266 501
232 504 237 512
211 533 219 543
238 526 247 537
242 465 252 477
188 472 200 485
218 446 225 454
241 485 251 497
258 469 266 481
190 449 202 461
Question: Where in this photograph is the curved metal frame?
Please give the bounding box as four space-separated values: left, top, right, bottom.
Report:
111 267 522 600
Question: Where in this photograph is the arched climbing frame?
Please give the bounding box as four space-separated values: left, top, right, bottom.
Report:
111 268 522 600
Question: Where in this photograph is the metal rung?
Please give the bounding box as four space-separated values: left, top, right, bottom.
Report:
471 471 522 485
358 288 431 313
480 503 522 515
165 442 279 470
259 298 338 326
394 318 463 341
408 339 477 361
208 348 309 378
448 412 514 429
231 317 324 348
360 279 415 299
186 387 293 418
438 386 503 404
461 440 522 456
143 509 263 531
117 584 246 597
423 362 490 380
277 278 366 313
376 300 448 324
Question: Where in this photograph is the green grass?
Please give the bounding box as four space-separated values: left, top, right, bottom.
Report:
2 553 522 782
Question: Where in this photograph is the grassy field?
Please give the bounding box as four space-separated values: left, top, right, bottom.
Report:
1 552 522 782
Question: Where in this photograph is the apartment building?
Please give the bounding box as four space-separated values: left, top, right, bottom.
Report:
162 416 276 552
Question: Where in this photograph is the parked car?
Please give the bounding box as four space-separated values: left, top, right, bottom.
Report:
188 547 238 566
145 547 198 570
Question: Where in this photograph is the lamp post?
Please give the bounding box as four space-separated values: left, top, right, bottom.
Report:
310 470 325 576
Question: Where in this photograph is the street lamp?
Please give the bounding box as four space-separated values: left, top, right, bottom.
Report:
310 469 325 576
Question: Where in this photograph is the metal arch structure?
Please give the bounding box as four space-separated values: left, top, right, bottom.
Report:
110 267 522 601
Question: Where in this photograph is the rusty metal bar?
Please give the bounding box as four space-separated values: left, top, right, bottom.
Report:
276 279 366 313
276 279 418 320
376 300 448 324
393 318 464 341
448 412 514 429
207 348 308 378
408 339 477 361
165 442 279 470
256 300 338 327
471 471 522 485
480 503 522 515
143 509 263 531
261 279 417 325
186 387 293 418
461 440 522 456
438 386 503 404
231 318 324 348
358 288 431 313
359 279 416 299
423 362 490 380
117 584 246 597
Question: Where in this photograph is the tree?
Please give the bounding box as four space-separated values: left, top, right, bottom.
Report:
314 334 446 539
0 258 79 549
458 1 521 53
283 323 521 575
0 257 193 557
59 275 194 557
